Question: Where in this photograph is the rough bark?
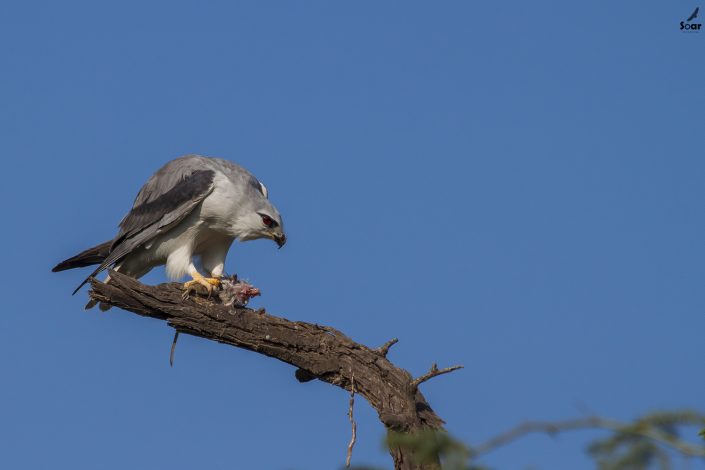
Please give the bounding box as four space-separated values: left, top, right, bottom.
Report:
89 271 458 470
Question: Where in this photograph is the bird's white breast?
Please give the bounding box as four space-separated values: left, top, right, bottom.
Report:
120 171 247 280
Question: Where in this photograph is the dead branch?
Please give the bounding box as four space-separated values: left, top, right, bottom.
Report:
472 416 705 458
169 331 179 366
346 373 357 467
376 338 399 357
411 363 464 389
88 271 458 470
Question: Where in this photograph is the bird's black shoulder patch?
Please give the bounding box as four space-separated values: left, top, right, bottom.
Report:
115 169 216 246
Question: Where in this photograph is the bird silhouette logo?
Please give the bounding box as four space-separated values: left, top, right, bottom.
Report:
681 7 702 31
686 7 699 21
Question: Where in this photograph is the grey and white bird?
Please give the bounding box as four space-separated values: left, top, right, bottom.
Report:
53 155 286 305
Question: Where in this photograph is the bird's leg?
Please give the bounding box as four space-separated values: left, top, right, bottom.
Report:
182 264 222 299
200 241 229 285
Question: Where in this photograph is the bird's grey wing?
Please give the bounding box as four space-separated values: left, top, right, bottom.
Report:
113 168 215 247
73 166 216 294
127 154 211 209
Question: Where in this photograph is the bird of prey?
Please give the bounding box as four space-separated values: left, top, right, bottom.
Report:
53 155 286 306
687 7 699 21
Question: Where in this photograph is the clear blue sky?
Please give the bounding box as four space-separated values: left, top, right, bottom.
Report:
1 2 703 469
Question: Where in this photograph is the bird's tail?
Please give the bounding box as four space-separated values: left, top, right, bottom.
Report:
52 241 113 272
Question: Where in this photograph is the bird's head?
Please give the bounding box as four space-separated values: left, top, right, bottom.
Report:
255 209 286 248
233 181 286 248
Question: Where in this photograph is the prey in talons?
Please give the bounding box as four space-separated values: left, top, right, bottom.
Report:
182 272 223 300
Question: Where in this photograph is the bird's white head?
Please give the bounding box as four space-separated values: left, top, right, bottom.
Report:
235 208 286 247
232 180 286 248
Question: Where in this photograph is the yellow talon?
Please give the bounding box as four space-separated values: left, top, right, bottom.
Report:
182 272 222 299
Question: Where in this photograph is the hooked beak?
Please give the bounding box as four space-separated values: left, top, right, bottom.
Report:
274 233 286 249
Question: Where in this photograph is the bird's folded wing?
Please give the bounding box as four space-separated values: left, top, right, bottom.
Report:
73 167 216 294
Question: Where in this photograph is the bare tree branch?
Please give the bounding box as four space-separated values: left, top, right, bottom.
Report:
411 363 464 389
169 331 179 367
88 271 455 470
472 416 705 458
376 338 399 357
346 373 357 468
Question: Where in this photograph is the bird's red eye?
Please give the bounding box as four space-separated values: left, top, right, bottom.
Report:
261 215 273 227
